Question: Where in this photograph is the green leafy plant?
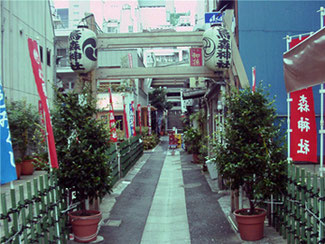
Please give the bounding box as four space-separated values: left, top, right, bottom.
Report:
212 86 287 215
6 100 39 162
149 87 173 112
52 84 112 214
183 127 202 154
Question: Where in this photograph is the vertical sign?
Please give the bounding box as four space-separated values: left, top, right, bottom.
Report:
0 82 17 184
123 96 129 139
129 101 136 137
148 105 152 135
38 100 46 142
252 67 256 92
28 38 58 168
190 48 202 66
289 36 317 163
137 104 142 134
108 88 117 142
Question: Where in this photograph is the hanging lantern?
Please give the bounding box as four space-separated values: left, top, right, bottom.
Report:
203 25 232 71
68 25 97 73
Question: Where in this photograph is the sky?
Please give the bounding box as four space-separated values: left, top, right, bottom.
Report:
53 0 200 28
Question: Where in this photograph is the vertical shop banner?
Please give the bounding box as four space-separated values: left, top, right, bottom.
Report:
28 38 58 168
0 82 17 184
129 101 136 137
137 104 142 134
190 48 202 66
148 105 152 135
289 34 317 162
123 96 129 139
290 87 317 162
252 66 256 92
108 88 117 142
132 101 136 136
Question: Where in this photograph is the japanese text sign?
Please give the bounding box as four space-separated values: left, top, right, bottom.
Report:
190 48 202 66
108 88 117 142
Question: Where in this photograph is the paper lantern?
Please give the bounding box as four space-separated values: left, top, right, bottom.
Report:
203 26 231 71
69 26 97 73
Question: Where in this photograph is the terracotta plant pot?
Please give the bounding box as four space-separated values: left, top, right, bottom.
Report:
69 210 102 243
21 159 34 175
192 153 199 164
234 208 267 241
15 163 22 179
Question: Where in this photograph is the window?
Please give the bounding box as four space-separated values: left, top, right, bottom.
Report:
47 49 51 66
115 115 123 130
128 26 133 33
39 46 43 63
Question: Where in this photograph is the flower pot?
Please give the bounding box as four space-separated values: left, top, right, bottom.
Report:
234 208 267 241
192 153 199 164
15 163 22 179
21 159 34 175
69 210 102 243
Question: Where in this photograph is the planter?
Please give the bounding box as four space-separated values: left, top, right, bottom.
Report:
15 163 22 179
206 160 218 179
192 153 199 164
21 159 34 175
234 208 267 241
69 210 102 243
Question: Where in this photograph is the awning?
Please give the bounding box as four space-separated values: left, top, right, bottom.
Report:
283 27 325 93
182 89 206 100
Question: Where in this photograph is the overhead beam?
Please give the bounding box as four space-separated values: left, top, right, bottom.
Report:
97 31 204 49
96 66 224 80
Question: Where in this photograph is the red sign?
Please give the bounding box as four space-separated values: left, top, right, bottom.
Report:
123 96 129 139
108 88 117 142
252 67 256 92
289 35 317 163
290 87 317 162
28 38 58 168
137 104 142 134
190 48 202 66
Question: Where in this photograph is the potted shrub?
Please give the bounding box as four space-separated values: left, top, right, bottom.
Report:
212 86 287 241
183 127 202 163
6 100 39 175
52 84 112 243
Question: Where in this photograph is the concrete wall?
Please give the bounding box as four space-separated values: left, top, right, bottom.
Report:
1 0 55 108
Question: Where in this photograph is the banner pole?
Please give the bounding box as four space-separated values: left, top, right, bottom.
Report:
285 35 292 163
319 6 324 178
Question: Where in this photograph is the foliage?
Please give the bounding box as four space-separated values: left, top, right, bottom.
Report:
211 86 287 215
6 100 40 161
183 127 202 154
52 84 112 213
142 133 160 150
149 87 173 112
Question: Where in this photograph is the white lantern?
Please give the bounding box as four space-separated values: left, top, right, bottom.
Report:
69 26 97 73
203 26 232 71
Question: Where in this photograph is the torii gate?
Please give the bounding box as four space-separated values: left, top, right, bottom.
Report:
94 10 249 88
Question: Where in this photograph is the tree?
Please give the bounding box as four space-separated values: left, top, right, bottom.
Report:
149 87 173 112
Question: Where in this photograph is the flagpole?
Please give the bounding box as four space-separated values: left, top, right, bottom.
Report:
285 35 292 163
318 6 324 178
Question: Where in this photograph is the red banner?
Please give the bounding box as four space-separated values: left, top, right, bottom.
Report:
28 38 58 168
289 35 317 163
137 104 142 134
123 96 129 139
108 88 117 142
190 48 202 66
252 67 256 92
148 105 152 135
290 87 317 162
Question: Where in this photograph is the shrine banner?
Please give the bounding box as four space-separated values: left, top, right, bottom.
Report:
0 82 17 184
252 67 256 92
108 88 117 142
148 105 152 135
290 87 317 162
131 101 136 136
137 104 142 134
123 96 129 139
28 38 58 168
